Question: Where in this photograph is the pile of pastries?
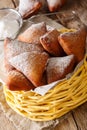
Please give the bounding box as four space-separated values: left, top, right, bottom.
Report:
4 22 87 91
18 0 67 19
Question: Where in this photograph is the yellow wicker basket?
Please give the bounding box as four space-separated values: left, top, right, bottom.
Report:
4 54 87 121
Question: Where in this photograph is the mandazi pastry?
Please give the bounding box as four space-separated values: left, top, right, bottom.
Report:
3 22 86 91
18 22 47 44
4 37 44 72
9 51 49 87
6 70 35 91
46 54 75 83
40 29 65 56
18 0 42 19
58 27 87 63
47 0 67 12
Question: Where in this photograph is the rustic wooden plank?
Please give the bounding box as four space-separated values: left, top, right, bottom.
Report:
72 102 87 130
12 0 19 8
56 10 83 29
57 0 87 27
0 0 14 8
54 113 77 130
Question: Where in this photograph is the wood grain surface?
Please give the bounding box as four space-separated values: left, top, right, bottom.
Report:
0 0 15 8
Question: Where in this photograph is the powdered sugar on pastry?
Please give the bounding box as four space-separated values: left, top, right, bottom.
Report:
46 54 75 83
47 0 61 6
4 38 44 72
18 0 42 18
19 0 35 15
47 0 67 12
40 29 64 56
58 27 87 63
4 38 44 58
9 51 49 87
18 22 47 44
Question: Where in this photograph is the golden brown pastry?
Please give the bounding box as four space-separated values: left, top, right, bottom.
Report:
9 51 49 87
4 38 15 72
46 54 75 84
58 27 87 63
40 29 65 56
4 37 44 72
47 0 67 12
18 22 47 44
18 0 42 19
6 70 35 91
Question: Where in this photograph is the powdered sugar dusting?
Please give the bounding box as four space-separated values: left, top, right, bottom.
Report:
46 54 75 83
9 51 49 86
18 22 47 44
48 55 74 74
47 0 62 6
19 0 39 16
5 39 44 59
60 28 86 45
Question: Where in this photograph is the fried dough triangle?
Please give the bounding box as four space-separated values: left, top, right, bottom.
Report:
9 51 49 87
47 0 67 12
18 0 42 19
46 55 75 83
4 38 44 72
6 70 35 91
40 29 65 56
18 22 47 44
58 27 87 63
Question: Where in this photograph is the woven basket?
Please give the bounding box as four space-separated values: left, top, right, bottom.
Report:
3 54 87 121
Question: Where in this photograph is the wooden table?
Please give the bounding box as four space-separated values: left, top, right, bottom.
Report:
0 0 87 130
